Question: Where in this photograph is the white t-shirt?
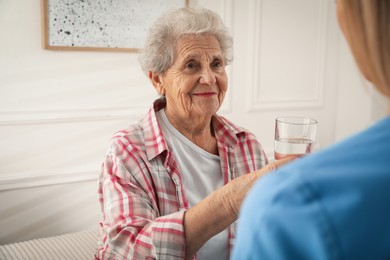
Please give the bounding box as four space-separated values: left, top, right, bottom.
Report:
156 109 229 260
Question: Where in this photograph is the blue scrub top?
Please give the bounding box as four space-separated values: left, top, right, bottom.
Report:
233 116 390 260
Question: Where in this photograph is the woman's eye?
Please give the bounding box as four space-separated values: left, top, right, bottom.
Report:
186 62 197 69
212 61 222 68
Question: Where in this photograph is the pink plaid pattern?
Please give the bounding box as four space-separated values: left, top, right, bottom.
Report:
96 99 268 259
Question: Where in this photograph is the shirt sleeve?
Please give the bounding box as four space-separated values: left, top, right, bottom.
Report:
232 169 342 260
96 140 186 260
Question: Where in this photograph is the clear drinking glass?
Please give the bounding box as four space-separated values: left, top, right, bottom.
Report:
274 117 318 160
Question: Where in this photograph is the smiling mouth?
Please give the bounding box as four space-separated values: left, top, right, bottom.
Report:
193 92 217 97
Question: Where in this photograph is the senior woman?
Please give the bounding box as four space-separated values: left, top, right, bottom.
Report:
96 6 292 260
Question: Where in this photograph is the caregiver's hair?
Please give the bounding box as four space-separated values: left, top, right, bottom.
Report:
138 6 233 75
340 0 390 96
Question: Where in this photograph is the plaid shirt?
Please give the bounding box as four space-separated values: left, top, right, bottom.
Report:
96 98 268 259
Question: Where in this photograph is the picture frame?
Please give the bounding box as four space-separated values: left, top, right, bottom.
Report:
41 0 189 52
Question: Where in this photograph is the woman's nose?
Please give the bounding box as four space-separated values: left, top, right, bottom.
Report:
199 66 217 85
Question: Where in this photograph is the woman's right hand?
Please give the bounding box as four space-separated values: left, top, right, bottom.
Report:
226 156 298 218
254 156 298 178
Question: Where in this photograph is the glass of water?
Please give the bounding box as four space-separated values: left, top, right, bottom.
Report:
274 117 318 160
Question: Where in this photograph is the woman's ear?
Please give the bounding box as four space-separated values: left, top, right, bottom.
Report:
149 71 165 96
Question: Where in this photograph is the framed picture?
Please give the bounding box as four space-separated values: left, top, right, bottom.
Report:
41 0 189 52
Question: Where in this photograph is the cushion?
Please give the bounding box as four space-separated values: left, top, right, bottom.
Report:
0 229 98 260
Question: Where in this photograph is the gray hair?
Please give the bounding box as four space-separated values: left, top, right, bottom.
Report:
138 6 233 75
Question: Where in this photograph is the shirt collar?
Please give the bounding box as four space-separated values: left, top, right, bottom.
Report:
142 98 168 161
212 115 248 148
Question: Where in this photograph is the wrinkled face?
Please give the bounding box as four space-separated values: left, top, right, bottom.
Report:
158 34 228 120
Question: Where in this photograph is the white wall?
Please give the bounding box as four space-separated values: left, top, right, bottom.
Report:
0 0 154 244
0 0 387 244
